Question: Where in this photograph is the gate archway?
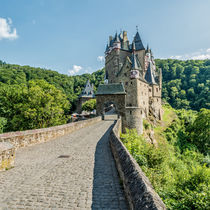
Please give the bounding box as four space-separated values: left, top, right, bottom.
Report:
95 83 126 121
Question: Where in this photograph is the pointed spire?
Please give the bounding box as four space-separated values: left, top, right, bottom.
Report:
146 44 149 52
105 44 109 52
81 80 95 96
132 41 136 51
131 54 138 70
133 31 145 50
118 32 123 41
144 62 156 85
114 32 120 43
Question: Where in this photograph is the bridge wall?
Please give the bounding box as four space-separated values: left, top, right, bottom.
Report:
109 118 166 210
0 142 15 171
0 117 101 150
0 117 101 171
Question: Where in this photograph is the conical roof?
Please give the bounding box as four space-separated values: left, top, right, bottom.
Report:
131 53 138 70
134 31 145 50
114 32 120 42
105 44 109 52
80 80 95 97
144 62 156 84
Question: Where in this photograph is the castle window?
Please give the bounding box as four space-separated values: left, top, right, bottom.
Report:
149 89 152 92
156 88 158 92
124 73 127 76
141 110 143 114
157 98 159 102
131 82 133 85
130 111 132 115
143 101 145 105
125 82 128 85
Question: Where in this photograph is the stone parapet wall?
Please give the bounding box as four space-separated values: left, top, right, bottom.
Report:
0 117 101 149
109 118 166 210
0 142 15 171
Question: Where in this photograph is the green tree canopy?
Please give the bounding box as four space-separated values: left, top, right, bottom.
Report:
190 108 210 154
82 99 96 112
0 80 70 131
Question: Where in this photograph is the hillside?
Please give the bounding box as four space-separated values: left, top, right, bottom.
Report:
156 59 210 110
1 59 209 111
0 59 209 133
121 105 210 209
0 60 105 109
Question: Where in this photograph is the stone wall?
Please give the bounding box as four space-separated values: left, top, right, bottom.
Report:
0 117 101 149
0 142 15 171
109 118 166 210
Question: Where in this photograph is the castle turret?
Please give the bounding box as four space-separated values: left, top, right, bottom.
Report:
133 31 145 70
134 31 145 50
130 42 140 79
113 33 121 49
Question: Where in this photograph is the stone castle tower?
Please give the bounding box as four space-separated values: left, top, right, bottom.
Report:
102 29 162 134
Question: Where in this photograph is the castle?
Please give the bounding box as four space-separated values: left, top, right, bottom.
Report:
96 29 162 134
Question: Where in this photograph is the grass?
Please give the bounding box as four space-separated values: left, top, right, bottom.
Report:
154 105 177 143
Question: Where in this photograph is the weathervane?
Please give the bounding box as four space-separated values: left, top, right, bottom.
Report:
136 25 138 32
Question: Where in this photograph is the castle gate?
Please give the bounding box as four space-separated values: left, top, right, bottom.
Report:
95 83 126 121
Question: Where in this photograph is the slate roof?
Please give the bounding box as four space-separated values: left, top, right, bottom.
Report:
144 62 156 85
80 80 95 97
96 83 126 95
105 44 109 52
134 32 145 50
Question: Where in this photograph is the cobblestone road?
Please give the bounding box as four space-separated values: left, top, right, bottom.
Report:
0 118 128 210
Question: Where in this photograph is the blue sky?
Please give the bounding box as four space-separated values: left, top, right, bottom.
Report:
0 0 210 75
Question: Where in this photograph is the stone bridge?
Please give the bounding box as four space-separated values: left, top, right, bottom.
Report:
0 114 165 210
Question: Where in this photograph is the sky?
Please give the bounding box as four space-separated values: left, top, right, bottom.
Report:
0 0 210 75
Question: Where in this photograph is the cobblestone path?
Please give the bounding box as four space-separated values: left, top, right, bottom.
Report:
0 119 128 210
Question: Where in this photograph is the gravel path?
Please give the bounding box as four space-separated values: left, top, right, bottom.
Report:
0 118 128 210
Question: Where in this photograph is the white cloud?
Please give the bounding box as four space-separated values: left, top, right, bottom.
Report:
97 55 105 62
170 48 210 60
68 65 82 75
0 17 18 40
206 48 210 53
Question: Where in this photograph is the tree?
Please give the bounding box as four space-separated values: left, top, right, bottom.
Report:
190 108 210 154
82 99 96 112
0 80 70 131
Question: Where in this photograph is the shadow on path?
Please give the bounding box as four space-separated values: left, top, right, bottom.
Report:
91 122 128 210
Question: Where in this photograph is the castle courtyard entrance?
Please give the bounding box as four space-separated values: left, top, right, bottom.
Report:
95 83 126 124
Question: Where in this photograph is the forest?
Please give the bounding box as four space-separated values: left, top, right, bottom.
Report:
0 58 209 133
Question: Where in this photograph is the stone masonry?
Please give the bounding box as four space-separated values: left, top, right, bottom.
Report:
97 29 162 134
0 118 128 209
110 118 166 210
